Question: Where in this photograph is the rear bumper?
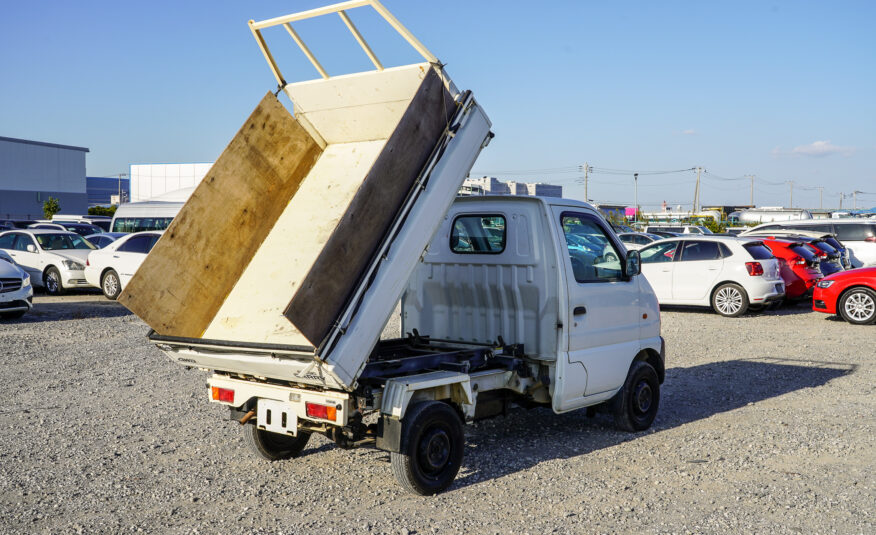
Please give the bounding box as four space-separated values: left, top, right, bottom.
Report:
748 279 785 304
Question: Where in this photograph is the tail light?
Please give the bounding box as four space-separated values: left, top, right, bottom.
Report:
305 402 337 422
211 386 234 403
86 258 90 266
745 262 764 276
791 256 807 266
866 236 876 243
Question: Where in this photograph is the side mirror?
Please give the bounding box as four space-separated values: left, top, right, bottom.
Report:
26 244 37 253
624 250 641 277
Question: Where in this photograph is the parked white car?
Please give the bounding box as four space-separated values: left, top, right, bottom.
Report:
618 232 663 250
0 250 33 319
0 230 95 295
644 225 713 235
638 236 785 317
84 232 162 299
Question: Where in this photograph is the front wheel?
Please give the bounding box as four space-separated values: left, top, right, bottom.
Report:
44 267 65 296
101 269 122 300
391 401 464 495
711 283 748 317
243 424 311 461
838 287 876 325
611 360 660 432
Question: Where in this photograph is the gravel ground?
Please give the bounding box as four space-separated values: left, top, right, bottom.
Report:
0 294 873 534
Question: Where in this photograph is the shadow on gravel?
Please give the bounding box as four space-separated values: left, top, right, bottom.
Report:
13 300 132 323
452 357 854 491
661 303 814 317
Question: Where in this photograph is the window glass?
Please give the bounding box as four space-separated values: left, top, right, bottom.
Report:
811 240 837 255
634 235 651 245
822 237 844 251
619 234 634 243
561 214 623 282
112 217 174 233
743 243 774 260
640 241 679 263
680 241 721 261
0 234 15 249
450 215 505 254
789 244 817 261
718 243 733 258
13 234 35 251
834 223 876 241
35 233 95 251
118 235 152 254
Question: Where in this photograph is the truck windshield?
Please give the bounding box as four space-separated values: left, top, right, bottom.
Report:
36 233 96 251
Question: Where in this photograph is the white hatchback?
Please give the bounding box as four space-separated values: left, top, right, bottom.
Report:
84 232 162 300
638 236 785 317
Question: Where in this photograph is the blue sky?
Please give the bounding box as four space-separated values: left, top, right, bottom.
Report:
2 0 874 209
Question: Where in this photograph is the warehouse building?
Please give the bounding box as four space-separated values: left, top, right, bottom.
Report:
0 136 89 219
460 176 562 198
87 176 130 206
129 163 211 203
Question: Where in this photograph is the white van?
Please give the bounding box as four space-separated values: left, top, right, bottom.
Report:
110 188 192 233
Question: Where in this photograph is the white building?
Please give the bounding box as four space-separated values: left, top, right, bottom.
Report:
0 136 89 219
129 162 212 203
461 176 562 198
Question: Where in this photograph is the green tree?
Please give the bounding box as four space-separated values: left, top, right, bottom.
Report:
88 205 117 217
43 197 61 219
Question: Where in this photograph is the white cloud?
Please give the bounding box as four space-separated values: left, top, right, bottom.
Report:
681 129 697 135
790 140 855 157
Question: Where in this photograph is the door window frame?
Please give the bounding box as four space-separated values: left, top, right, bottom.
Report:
559 211 628 284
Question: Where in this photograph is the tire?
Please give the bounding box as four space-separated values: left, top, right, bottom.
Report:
243 424 311 461
0 310 26 320
44 267 65 296
391 401 464 495
101 269 122 300
838 287 876 325
711 283 748 317
611 360 660 432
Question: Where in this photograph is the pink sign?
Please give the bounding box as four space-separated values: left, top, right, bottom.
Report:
624 207 637 216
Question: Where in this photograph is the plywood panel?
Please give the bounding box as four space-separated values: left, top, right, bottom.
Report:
119 92 323 337
202 139 386 345
285 68 456 347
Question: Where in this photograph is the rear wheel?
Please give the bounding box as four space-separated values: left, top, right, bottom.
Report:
44 267 65 296
711 283 748 317
838 287 876 325
101 269 121 300
611 360 660 432
243 424 311 461
391 401 464 495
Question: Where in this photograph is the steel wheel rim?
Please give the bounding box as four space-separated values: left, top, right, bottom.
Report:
844 292 875 321
46 272 59 293
632 380 653 415
716 287 743 315
417 426 451 478
103 274 119 296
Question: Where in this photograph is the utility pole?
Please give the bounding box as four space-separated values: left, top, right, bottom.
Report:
693 166 702 213
748 174 755 206
788 180 794 208
578 162 590 202
853 190 861 210
118 173 128 205
839 193 843 210
634 173 639 223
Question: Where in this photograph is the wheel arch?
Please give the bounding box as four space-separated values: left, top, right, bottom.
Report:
633 348 664 384
42 264 59 282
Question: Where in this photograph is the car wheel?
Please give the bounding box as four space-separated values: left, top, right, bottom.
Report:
43 267 65 296
101 269 122 300
838 287 876 325
712 283 748 317
243 424 311 461
391 401 464 496
611 360 660 432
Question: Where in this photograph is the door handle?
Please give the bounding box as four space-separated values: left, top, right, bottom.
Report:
573 306 587 315
113 255 120 258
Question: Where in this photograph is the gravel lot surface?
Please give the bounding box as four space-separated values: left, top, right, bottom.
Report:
0 294 873 534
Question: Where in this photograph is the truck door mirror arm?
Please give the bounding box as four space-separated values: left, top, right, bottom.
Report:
623 250 641 279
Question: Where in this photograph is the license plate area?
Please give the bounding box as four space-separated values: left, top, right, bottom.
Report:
257 399 298 436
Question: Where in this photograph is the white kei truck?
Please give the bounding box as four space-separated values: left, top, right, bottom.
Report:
119 1 666 495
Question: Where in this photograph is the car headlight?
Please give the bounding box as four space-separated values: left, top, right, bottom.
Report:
816 280 835 289
60 259 85 271
22 273 30 287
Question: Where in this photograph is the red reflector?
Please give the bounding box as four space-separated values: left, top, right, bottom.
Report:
211 386 234 403
306 402 337 421
745 262 764 276
866 236 876 243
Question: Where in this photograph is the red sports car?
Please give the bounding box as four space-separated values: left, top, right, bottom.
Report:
812 267 876 324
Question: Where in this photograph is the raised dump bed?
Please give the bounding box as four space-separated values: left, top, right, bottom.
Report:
120 0 493 391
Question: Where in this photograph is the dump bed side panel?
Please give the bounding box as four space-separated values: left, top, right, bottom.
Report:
285 68 456 347
118 93 323 336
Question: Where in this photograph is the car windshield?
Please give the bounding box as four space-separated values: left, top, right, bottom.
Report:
35 233 96 251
